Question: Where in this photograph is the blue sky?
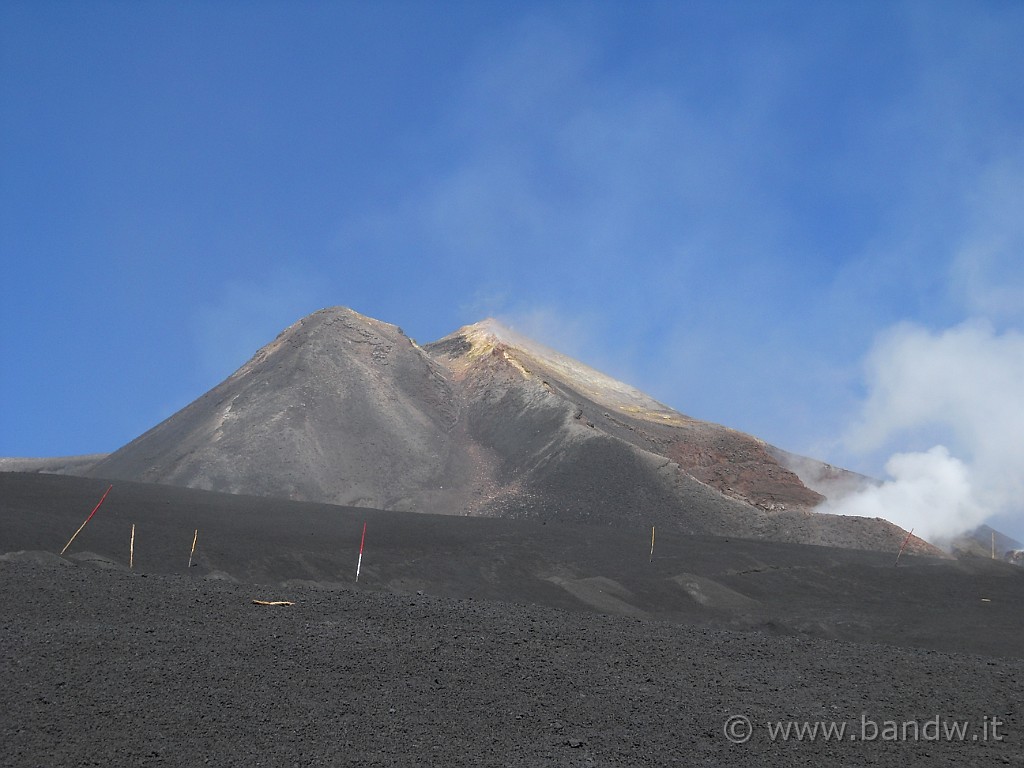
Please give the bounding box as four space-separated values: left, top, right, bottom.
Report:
2 2 1022 538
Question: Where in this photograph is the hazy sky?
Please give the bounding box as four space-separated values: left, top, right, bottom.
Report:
2 2 1022 538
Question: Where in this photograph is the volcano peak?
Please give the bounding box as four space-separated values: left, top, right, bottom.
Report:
429 319 684 423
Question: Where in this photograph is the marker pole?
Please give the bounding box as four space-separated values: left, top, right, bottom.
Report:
894 528 914 567
188 529 198 568
60 484 113 555
129 524 135 569
356 522 367 582
649 526 656 562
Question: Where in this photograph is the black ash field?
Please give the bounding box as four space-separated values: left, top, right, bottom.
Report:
2 472 1022 767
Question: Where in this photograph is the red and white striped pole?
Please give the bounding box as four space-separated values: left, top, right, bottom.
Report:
60 484 113 555
894 527 914 567
355 522 367 582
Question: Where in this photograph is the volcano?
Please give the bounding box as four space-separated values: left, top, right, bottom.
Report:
12 307 932 554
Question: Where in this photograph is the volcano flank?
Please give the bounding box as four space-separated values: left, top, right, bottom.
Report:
10 306 934 555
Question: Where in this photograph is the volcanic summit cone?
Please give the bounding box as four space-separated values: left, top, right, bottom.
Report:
80 307 930 553
87 308 460 510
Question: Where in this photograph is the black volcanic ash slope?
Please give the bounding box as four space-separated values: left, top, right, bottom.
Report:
4 553 1021 768
2 474 1023 767
1 472 1022 658
81 306 932 554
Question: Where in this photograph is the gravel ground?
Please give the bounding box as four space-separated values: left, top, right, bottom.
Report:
2 559 1021 768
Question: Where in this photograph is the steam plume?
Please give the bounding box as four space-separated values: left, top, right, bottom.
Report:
824 321 1024 542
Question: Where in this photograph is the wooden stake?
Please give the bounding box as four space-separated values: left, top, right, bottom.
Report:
60 484 113 555
992 531 995 560
188 529 198 568
649 525 656 562
129 524 135 569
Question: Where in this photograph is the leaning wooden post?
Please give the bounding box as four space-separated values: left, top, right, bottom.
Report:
649 525 656 562
188 529 198 568
129 524 135 569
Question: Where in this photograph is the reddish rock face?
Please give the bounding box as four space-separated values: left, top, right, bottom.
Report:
73 306 940 555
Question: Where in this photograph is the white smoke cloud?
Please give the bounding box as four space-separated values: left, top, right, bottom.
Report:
824 447 980 542
826 321 1024 542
